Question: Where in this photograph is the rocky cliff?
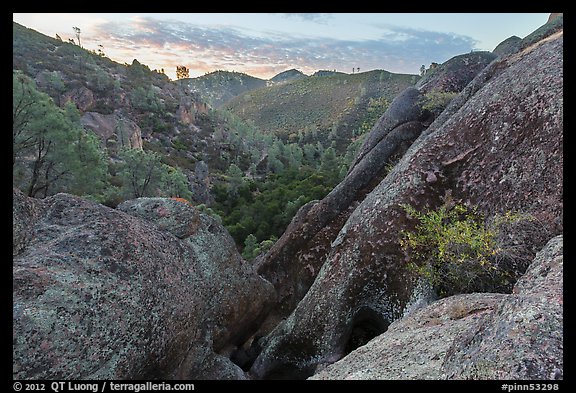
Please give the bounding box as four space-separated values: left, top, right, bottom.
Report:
249 17 563 379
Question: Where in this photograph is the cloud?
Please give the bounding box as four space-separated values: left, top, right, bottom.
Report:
91 16 478 79
276 13 333 23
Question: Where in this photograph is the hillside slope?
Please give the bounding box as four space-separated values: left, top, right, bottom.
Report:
178 70 267 108
225 70 419 151
12 22 270 205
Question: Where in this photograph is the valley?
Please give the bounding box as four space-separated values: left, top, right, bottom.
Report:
12 14 563 382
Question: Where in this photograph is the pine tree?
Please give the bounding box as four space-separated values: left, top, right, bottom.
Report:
118 148 164 198
176 65 190 79
12 72 108 198
242 234 258 260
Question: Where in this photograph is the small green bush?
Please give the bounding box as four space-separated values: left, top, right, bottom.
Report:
399 201 529 297
420 91 458 116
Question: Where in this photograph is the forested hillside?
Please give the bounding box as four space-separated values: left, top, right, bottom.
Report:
225 69 418 152
13 21 418 252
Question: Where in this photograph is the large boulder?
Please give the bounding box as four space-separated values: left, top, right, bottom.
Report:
13 192 275 379
250 22 562 379
310 235 563 380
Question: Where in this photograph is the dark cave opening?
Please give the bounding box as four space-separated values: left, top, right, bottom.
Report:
344 308 390 356
230 341 261 372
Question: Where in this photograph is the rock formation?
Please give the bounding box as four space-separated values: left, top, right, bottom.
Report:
176 94 209 125
310 235 563 380
61 85 95 112
13 192 275 379
250 18 562 379
492 36 522 58
252 51 496 344
81 111 143 150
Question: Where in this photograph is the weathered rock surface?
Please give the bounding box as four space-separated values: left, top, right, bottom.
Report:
117 198 201 239
442 235 563 380
176 94 209 125
310 235 562 380
13 192 275 379
310 293 506 379
252 51 493 344
61 85 95 112
81 111 143 150
416 51 497 93
189 160 214 206
250 22 562 379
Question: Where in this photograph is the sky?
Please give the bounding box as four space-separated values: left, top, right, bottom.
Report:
13 13 550 80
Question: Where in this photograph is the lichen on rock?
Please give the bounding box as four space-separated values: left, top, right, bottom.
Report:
13 191 275 379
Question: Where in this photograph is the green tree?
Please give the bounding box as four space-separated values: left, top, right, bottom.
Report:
62 102 109 197
320 146 338 175
161 165 193 200
258 237 277 255
130 86 164 113
226 163 245 197
127 59 150 81
242 234 258 260
72 26 81 47
303 143 319 165
267 140 286 173
118 148 165 198
41 70 66 106
13 72 48 165
89 66 114 93
13 72 108 198
118 147 193 199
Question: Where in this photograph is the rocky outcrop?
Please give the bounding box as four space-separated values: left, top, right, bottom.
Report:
176 95 209 125
61 85 95 112
416 51 497 93
443 235 563 379
250 47 502 364
250 22 562 379
81 111 143 150
189 161 214 205
13 191 275 379
310 293 506 379
492 36 522 58
310 235 563 380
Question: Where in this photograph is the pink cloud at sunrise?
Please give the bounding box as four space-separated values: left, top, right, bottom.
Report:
13 13 549 80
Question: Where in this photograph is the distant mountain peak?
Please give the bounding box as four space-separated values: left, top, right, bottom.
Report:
269 69 307 83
